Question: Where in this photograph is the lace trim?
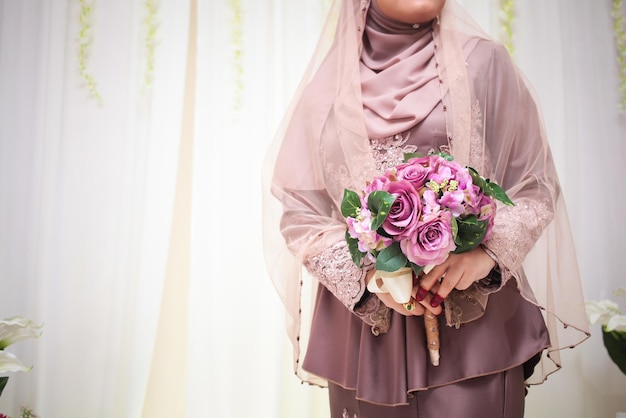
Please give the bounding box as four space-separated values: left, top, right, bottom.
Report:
370 132 417 172
323 137 377 201
304 241 368 310
325 161 353 202
445 285 488 328
483 197 553 274
354 291 392 335
469 99 488 173
370 131 453 172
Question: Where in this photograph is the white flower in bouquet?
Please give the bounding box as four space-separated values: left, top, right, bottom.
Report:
0 317 42 351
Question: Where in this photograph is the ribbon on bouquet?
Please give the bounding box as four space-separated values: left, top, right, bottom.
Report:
367 266 441 366
366 267 414 304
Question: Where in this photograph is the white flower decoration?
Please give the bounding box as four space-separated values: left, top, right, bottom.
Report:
0 350 32 374
0 316 43 350
0 316 42 377
586 288 626 332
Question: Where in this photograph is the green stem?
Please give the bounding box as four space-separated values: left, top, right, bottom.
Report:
77 0 103 103
499 0 515 57
613 0 626 111
144 0 158 88
229 0 244 111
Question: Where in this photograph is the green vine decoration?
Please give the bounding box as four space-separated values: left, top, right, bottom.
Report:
77 0 102 102
144 0 159 88
229 0 244 111
613 0 626 111
499 0 515 57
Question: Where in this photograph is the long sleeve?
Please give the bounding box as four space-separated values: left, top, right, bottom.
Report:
280 188 391 333
471 41 559 286
303 241 368 310
441 41 560 327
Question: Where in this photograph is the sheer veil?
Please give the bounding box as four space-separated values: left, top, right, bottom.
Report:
262 0 589 385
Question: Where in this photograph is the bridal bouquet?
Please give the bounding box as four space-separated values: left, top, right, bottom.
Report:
341 152 513 365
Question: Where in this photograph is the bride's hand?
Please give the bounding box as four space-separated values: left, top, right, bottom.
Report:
364 269 429 316
415 247 496 308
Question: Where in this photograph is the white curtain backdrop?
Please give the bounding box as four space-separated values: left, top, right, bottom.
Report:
0 0 624 417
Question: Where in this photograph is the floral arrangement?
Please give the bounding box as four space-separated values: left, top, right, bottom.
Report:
586 288 626 375
0 316 42 418
341 152 513 364
341 152 512 275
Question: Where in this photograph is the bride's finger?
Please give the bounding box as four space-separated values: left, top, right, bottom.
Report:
378 293 425 316
401 297 426 316
417 293 443 316
412 282 443 316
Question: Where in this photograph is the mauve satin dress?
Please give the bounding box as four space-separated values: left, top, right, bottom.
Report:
303 279 550 418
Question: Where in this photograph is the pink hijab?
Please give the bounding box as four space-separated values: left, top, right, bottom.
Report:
263 0 589 387
360 0 440 138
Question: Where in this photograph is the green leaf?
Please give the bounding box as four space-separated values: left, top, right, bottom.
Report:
368 191 396 231
403 152 424 162
450 216 459 241
345 231 364 267
602 327 626 376
453 216 489 254
437 151 454 161
467 167 487 191
0 376 8 398
376 242 408 272
341 189 362 218
460 215 478 225
467 167 515 206
410 262 424 277
485 181 515 206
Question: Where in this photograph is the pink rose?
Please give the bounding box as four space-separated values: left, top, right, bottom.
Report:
401 211 456 266
395 157 432 189
382 180 422 239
